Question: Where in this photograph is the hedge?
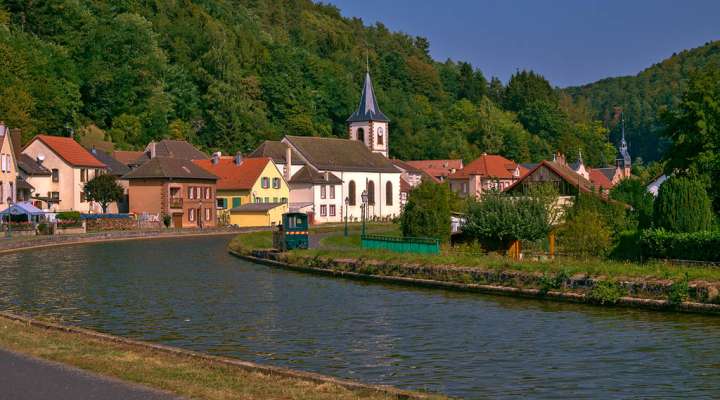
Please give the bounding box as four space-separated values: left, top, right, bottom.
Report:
641 229 720 262
80 213 132 220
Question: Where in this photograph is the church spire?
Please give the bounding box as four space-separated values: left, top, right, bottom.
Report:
346 70 389 123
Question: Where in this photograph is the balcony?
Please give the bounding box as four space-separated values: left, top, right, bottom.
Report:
169 197 183 209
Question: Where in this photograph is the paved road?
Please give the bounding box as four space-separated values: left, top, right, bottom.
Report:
0 348 181 400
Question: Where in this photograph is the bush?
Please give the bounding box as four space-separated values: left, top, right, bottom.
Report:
400 181 451 242
162 214 172 228
609 230 642 261
641 228 720 261
557 206 612 257
654 176 713 233
610 178 654 229
56 211 81 221
587 280 624 305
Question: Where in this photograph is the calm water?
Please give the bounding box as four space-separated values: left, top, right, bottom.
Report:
2 236 720 398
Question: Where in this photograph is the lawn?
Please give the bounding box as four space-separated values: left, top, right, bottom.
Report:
0 316 438 400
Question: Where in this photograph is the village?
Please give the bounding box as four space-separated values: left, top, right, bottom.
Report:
0 69 640 237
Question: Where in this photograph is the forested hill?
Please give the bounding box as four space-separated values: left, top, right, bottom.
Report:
564 40 720 163
1 1 613 165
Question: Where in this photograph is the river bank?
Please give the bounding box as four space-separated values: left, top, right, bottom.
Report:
229 230 720 315
0 312 436 400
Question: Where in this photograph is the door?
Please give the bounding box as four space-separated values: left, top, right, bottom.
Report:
172 213 183 228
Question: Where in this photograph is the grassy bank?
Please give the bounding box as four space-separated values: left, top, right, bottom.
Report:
0 315 436 400
229 228 720 307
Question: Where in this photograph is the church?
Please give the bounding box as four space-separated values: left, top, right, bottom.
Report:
251 70 402 222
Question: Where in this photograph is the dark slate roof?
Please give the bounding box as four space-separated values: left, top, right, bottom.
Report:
249 141 305 165
149 140 209 160
285 135 399 173
88 147 130 176
229 203 286 212
346 72 389 123
123 157 217 180
289 166 342 184
596 167 617 181
17 154 51 176
520 163 539 171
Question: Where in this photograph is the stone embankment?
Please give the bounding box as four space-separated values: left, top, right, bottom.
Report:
232 249 720 315
0 227 264 254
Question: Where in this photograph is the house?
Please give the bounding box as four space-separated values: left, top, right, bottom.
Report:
281 135 402 221
405 159 463 182
448 154 526 197
288 165 343 223
227 203 288 228
390 159 433 209
123 157 217 228
113 150 148 170
16 154 52 207
249 140 306 179
568 150 618 193
0 124 18 206
89 147 131 213
22 135 107 213
193 153 289 226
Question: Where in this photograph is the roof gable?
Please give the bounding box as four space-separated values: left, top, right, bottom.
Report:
249 141 305 165
289 165 342 184
28 135 106 168
147 139 208 160
89 147 130 176
123 157 217 180
450 154 520 180
284 135 399 173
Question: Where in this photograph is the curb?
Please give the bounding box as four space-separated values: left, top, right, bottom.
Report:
230 251 720 315
0 312 430 399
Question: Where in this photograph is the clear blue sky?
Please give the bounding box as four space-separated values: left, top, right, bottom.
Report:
325 0 720 87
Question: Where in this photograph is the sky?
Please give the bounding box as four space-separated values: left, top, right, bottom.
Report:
325 0 720 87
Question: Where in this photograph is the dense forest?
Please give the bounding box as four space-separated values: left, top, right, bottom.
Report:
0 0 668 167
564 40 720 163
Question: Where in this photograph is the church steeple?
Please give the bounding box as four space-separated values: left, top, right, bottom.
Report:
616 113 631 178
347 68 389 157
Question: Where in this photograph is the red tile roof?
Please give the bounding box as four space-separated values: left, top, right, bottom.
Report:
193 157 273 190
29 135 106 168
589 168 613 190
405 159 463 179
449 154 522 180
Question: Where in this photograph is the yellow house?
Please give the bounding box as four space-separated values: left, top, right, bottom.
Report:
194 154 289 226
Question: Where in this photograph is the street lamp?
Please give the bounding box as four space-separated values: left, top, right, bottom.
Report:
344 196 349 237
361 190 368 237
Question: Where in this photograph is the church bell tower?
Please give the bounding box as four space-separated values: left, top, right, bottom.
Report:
347 66 389 157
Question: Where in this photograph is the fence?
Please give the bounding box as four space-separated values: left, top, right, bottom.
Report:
361 234 440 254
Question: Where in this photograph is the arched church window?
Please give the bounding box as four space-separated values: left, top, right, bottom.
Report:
348 181 356 205
367 181 375 205
385 181 393 206
377 127 384 145
357 128 365 143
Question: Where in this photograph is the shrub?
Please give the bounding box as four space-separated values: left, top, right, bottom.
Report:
654 176 713 233
400 181 451 242
641 229 720 261
162 214 172 228
56 211 81 221
668 273 690 305
610 178 654 229
587 280 624 305
557 206 612 257
609 230 642 261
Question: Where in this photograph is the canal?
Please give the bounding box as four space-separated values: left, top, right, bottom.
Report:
1 236 720 398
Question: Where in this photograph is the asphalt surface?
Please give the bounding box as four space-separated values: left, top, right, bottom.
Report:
0 348 182 400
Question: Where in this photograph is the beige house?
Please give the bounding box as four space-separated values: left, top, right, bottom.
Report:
22 135 107 212
0 124 18 206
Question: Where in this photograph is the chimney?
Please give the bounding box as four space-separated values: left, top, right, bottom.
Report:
284 145 292 181
234 151 242 165
212 151 221 165
148 142 156 159
10 128 21 158
324 171 329 181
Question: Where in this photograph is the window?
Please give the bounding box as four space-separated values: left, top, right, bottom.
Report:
320 185 326 199
273 197 278 203
348 181 356 205
52 169 59 182
80 168 87 183
255 197 262 203
462 183 468 193
194 187 200 199
204 187 211 199
264 197 269 203
80 192 86 203
272 177 280 189
329 205 336 216
189 208 195 222
95 168 102 177
261 177 270 189
377 127 384 145
188 186 194 199
367 181 375 205
386 181 393 206
320 205 327 216
232 197 242 208
281 197 287 203
357 128 365 143
0 154 5 172
329 185 335 199
205 208 211 221
50 192 59 200
0 182 3 203
217 198 227 209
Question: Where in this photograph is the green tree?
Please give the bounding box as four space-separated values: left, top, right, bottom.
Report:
84 174 124 213
557 207 612 257
400 181 451 242
610 178 654 229
653 176 713 233
503 70 558 112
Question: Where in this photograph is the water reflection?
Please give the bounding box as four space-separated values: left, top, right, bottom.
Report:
1 237 720 398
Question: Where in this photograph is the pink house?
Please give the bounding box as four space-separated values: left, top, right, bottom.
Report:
448 154 526 198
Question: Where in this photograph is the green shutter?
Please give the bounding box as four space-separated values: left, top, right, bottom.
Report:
232 197 241 208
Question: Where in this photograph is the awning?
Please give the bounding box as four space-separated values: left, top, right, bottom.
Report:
0 201 46 217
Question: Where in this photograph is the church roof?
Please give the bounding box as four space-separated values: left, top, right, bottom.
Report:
284 135 398 173
346 72 389 123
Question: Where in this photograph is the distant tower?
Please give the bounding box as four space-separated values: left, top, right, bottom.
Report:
616 114 632 178
347 60 389 157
